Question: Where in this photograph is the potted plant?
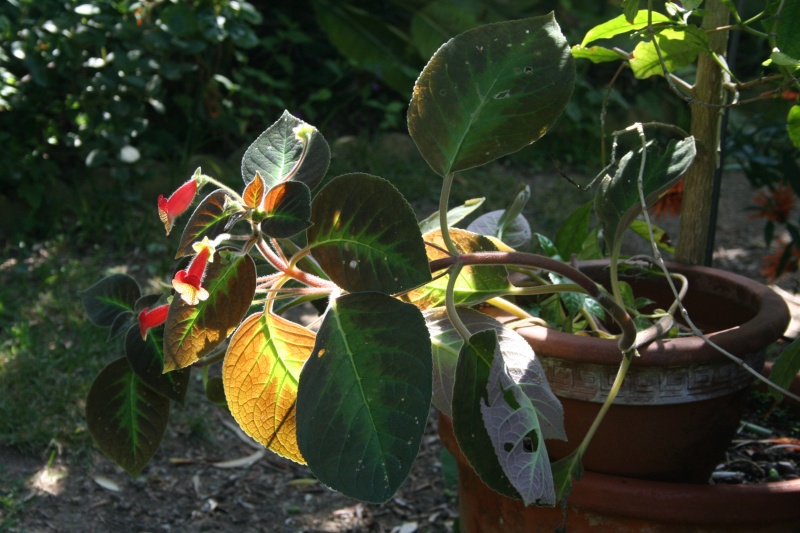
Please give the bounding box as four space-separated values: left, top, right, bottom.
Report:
80 5 800 532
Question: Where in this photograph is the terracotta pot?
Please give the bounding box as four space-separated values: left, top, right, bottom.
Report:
440 413 800 533
508 261 790 482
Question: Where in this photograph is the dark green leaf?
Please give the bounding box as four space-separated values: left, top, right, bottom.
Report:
241 110 330 190
452 329 519 499
81 274 141 327
776 0 800 60
86 358 170 477
555 201 593 258
175 190 230 259
623 0 642 24
260 181 312 239
308 173 431 294
595 136 696 254
163 251 256 372
296 293 432 503
409 0 503 60
125 326 190 404
408 14 575 176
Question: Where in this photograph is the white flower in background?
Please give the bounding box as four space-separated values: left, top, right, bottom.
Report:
119 145 140 163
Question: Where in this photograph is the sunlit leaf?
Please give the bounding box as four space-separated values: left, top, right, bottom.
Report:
571 44 622 63
125 326 190 404
86 357 170 477
595 136 696 254
630 27 708 79
241 110 330 190
408 13 575 176
81 274 141 328
406 228 510 308
223 312 315 463
260 181 312 239
788 105 800 149
175 190 231 259
163 250 256 372
580 10 670 47
296 293 432 503
308 173 431 294
242 171 266 208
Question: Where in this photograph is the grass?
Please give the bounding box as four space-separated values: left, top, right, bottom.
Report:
0 133 586 465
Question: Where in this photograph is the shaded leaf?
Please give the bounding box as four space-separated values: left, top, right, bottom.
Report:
418 197 485 235
452 329 518 499
260 181 312 239
555 201 593 258
409 0 502 60
86 357 170 477
776 0 800 60
241 111 330 190
308 173 431 294
595 137 696 254
81 274 141 327
467 210 532 250
406 228 510 308
163 251 256 372
223 312 315 463
768 337 800 403
296 293 432 503
175 190 231 259
125 326 190 404
408 14 575 176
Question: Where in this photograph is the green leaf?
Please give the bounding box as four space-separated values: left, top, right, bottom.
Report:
630 26 709 79
260 181 312 239
770 51 800 67
125 326 190 404
81 274 141 327
580 10 670 47
555 201 593 258
467 210 531 250
409 0 502 60
308 173 431 294
406 228 510 308
789 106 800 149
776 0 800 60
296 293 432 503
408 13 575 176
767 337 800 403
241 110 330 190
623 0 641 23
571 44 623 63
86 357 170 477
418 197 485 234
452 329 518 499
161 3 198 37
163 251 256 372
312 0 419 96
481 333 558 506
595 136 696 254
628 219 675 253
223 312 315 463
175 190 230 259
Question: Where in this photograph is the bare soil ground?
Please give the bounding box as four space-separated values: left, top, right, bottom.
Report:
2 170 797 533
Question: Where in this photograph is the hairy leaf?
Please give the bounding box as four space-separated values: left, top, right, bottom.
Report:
296 293 432 503
223 312 315 463
408 14 575 176
81 274 141 327
260 181 312 239
125 326 190 404
175 190 230 258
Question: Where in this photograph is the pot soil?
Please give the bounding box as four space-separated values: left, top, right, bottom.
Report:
506 260 791 483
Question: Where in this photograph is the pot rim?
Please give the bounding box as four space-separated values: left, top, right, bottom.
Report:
512 260 790 367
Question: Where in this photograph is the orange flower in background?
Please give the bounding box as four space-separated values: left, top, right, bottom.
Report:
172 238 216 305
761 239 800 283
750 183 794 224
158 178 198 235
138 304 170 339
780 89 799 101
649 179 684 219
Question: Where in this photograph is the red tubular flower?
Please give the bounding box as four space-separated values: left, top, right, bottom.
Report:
138 304 170 340
172 238 215 305
158 178 198 235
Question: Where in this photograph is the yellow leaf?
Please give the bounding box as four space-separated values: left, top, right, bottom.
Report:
223 312 315 463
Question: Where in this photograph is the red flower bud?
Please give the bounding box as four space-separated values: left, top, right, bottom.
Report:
158 178 198 235
138 304 170 340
